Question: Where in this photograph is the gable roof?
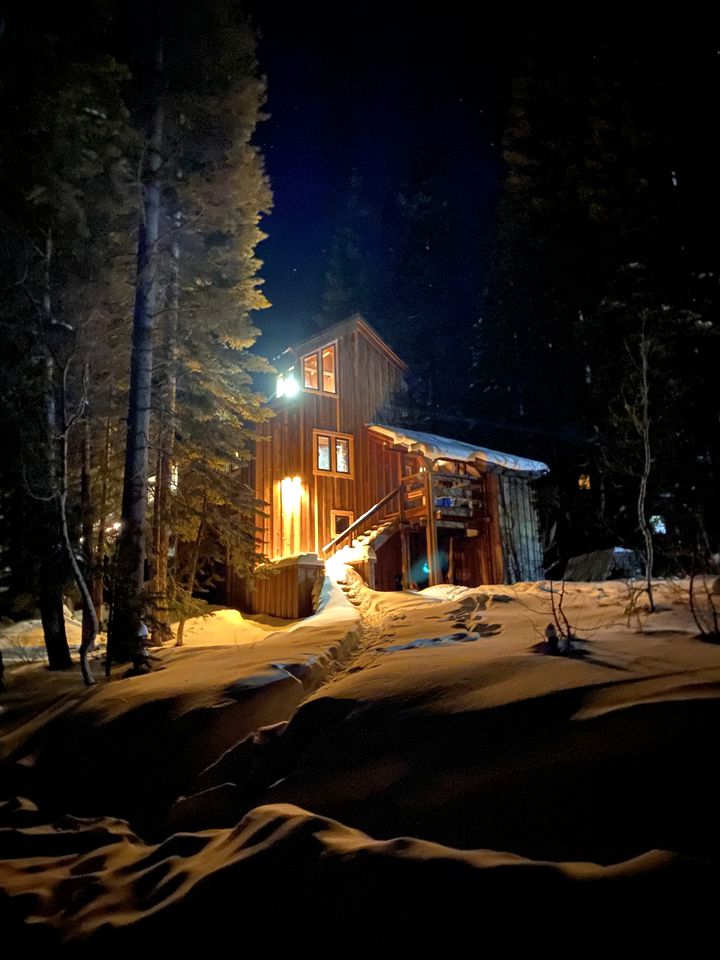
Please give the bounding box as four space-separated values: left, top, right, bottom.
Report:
368 424 549 478
281 314 407 373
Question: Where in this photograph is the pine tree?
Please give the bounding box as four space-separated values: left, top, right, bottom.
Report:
108 4 165 666
0 3 138 672
157 1 273 641
107 1 273 659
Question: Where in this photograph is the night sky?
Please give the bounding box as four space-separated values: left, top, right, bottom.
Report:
248 3 505 363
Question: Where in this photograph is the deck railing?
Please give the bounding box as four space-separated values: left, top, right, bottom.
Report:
321 482 404 555
321 469 488 557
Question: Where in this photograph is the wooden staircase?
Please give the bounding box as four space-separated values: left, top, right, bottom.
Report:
351 515 400 552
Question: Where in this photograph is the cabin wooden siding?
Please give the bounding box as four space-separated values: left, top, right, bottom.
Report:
252 555 324 619
498 474 544 581
255 324 406 560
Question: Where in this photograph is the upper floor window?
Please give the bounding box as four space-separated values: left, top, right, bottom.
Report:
322 344 336 392
303 342 337 394
314 429 353 478
303 352 318 390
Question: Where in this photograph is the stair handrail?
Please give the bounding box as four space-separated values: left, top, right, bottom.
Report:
322 482 403 555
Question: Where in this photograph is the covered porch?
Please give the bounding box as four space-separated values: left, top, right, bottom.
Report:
323 424 548 590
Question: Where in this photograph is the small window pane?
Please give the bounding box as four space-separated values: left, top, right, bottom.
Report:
335 437 350 473
334 513 351 535
322 345 336 393
317 435 331 471
303 353 319 390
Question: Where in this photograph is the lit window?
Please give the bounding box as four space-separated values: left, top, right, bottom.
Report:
313 430 353 477
303 353 319 390
578 473 591 490
335 436 350 473
301 343 337 394
317 434 331 471
322 345 336 393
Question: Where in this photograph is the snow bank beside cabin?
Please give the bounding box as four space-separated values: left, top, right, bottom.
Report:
0 577 360 832
164 577 720 868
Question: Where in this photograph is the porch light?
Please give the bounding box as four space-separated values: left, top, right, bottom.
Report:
280 475 302 512
276 373 299 398
280 475 303 555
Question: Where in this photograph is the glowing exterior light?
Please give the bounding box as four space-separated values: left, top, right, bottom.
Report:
280 475 303 555
276 373 299 398
578 473 591 490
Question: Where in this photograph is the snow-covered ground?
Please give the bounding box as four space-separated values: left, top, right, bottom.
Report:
1 575 719 949
0 605 83 662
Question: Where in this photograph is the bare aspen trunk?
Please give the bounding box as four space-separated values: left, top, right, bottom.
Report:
109 29 165 665
40 357 72 670
39 230 72 670
92 412 112 616
637 335 655 612
80 376 96 653
58 361 98 685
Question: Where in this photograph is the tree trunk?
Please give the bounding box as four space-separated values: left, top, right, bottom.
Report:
92 411 112 616
80 385 96 653
151 211 180 645
57 360 98 685
40 364 72 671
637 334 655 612
39 231 72 670
60 478 97 686
39 567 72 670
176 503 206 648
109 28 165 665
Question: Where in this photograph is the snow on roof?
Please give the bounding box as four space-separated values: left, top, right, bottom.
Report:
368 424 549 477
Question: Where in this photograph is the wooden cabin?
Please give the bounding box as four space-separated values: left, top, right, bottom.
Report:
232 315 548 618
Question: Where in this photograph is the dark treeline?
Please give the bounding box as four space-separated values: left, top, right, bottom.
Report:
0 0 272 678
471 24 720 576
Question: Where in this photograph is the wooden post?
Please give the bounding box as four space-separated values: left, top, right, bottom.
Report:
424 459 441 586
400 527 410 588
367 556 377 590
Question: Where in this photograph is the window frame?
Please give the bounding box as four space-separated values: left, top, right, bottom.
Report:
313 429 354 479
302 352 319 391
330 509 354 538
301 340 338 396
321 343 337 394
